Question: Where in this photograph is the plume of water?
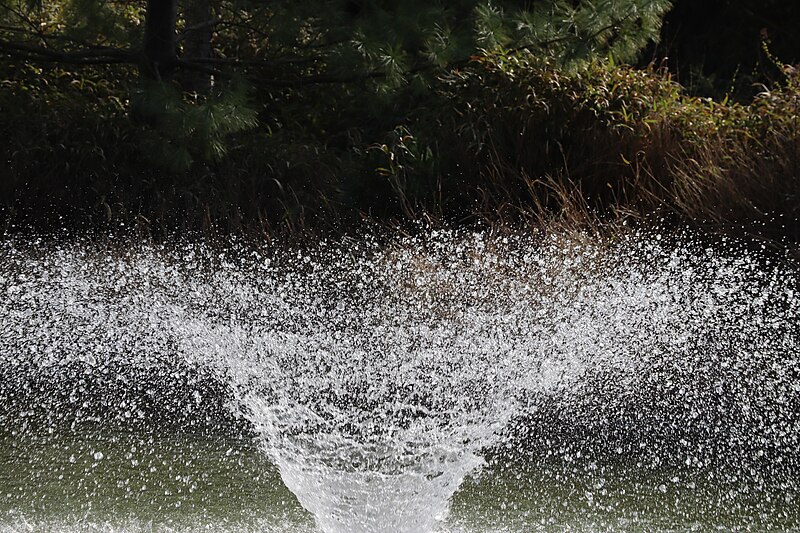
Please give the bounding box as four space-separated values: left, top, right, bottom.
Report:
0 229 798 532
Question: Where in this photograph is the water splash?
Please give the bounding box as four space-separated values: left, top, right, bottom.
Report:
0 229 798 532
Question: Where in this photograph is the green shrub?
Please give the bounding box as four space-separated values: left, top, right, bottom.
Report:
2 48 798 240
374 51 799 237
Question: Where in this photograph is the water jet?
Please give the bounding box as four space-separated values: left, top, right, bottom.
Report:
0 230 798 532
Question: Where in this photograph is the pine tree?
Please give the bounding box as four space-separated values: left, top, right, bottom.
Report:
0 0 673 167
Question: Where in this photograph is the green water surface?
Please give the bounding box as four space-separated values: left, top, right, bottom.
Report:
0 428 797 532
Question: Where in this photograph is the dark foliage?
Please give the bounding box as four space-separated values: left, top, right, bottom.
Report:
0 0 798 243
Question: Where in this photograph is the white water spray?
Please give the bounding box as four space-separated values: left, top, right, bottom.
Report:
0 230 798 532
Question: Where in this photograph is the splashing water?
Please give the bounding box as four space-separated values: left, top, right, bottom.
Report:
0 229 798 532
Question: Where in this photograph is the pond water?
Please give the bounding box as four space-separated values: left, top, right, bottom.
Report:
0 230 798 532
1 428 797 532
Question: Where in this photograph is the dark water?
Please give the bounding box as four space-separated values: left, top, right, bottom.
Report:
0 427 797 532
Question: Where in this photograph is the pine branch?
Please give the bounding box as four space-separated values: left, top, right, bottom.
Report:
0 0 670 86
0 37 136 64
0 25 127 52
189 55 323 67
0 3 40 35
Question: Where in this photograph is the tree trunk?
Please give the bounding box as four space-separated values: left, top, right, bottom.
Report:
179 0 214 93
142 0 179 80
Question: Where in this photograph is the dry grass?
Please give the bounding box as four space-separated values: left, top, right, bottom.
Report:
1 51 798 242
409 52 800 241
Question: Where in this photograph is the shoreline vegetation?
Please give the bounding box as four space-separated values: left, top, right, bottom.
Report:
0 1 798 246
